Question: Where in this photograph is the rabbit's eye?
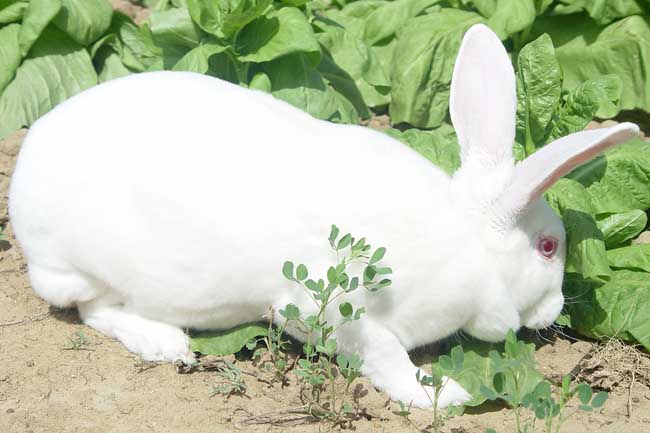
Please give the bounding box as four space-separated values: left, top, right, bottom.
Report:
537 236 558 259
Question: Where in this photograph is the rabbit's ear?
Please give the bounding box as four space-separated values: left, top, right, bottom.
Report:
500 123 639 215
450 24 516 170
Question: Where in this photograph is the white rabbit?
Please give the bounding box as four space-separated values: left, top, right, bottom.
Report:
9 24 638 408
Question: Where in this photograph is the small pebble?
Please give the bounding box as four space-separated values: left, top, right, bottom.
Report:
6 408 14 414
26 360 34 367
632 396 640 403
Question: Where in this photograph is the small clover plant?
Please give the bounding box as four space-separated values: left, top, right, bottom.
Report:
278 224 391 425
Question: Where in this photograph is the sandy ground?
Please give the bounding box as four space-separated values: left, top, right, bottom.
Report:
1 125 650 433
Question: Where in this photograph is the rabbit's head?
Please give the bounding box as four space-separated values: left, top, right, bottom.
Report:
448 25 639 342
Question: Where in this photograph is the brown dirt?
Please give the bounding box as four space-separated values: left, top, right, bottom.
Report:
111 0 150 24
2 129 650 433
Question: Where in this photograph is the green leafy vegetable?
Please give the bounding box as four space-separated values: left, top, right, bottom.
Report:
0 26 97 140
389 8 482 128
563 271 650 351
596 210 648 248
190 323 267 356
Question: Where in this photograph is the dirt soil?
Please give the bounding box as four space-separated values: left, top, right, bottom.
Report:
1 128 650 433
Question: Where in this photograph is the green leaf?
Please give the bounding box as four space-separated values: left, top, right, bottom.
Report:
296 264 308 281
249 71 271 92
94 47 131 83
363 0 442 46
337 233 352 250
262 53 338 120
431 334 543 407
172 42 227 73
0 26 97 140
481 0 536 40
545 179 611 280
149 6 200 67
237 6 320 64
315 18 390 109
577 383 592 404
328 224 340 244
390 8 482 128
536 14 650 117
221 0 272 40
596 210 648 249
53 0 113 46
0 1 28 25
339 302 353 318
185 0 224 36
110 13 163 72
515 33 562 154
189 323 267 355
18 0 62 57
369 247 386 265
565 140 650 214
282 261 294 280
279 303 301 320
563 270 650 350
558 0 645 25
385 123 461 175
317 51 370 119
607 245 650 273
591 391 608 408
0 23 20 94
548 76 623 141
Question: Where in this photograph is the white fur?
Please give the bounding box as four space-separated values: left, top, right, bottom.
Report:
8 24 639 408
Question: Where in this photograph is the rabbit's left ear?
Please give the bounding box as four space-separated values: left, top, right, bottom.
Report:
499 123 639 215
450 24 516 171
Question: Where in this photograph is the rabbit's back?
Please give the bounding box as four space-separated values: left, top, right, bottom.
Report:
9 71 454 328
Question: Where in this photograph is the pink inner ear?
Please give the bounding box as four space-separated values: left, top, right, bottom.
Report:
527 128 634 205
496 123 639 221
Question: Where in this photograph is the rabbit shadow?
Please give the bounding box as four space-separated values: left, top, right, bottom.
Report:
49 306 82 325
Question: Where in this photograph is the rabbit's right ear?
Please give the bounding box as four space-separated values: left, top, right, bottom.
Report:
450 24 516 171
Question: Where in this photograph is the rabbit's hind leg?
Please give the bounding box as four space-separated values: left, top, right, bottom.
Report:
27 262 106 308
78 299 194 363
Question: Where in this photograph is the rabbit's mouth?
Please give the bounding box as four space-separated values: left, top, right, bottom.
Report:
521 293 564 330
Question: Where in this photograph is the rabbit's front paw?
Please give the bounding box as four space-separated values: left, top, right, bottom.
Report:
436 377 472 408
392 376 471 409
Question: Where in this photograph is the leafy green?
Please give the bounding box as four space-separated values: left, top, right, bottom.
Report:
18 0 60 56
536 14 650 117
515 33 562 156
263 53 339 120
596 210 648 248
563 271 650 351
385 123 460 175
52 0 113 46
545 179 611 281
362 0 441 46
432 331 543 407
190 323 268 356
547 75 622 141
481 0 536 40
566 140 650 214
607 244 650 273
0 23 20 93
237 6 320 63
0 26 97 140
0 1 28 25
390 8 482 128
172 42 226 73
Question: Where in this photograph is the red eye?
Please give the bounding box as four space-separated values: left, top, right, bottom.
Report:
537 236 558 259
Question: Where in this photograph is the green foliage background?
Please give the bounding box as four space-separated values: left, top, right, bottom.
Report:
0 0 649 350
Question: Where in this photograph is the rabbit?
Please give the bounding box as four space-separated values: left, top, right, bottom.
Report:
8 23 639 409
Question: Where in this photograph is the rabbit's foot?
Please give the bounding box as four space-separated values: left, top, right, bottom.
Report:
78 299 194 363
390 375 471 409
